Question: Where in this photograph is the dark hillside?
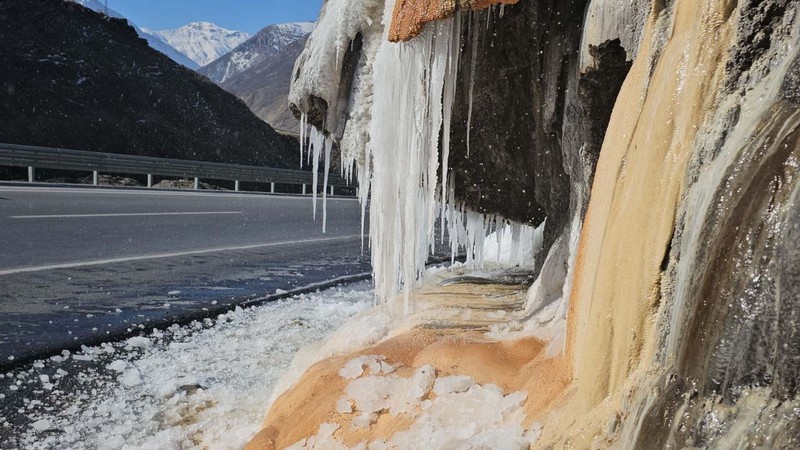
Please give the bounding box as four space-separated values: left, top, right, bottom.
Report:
0 0 298 168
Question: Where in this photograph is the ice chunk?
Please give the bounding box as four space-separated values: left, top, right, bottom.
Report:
119 368 142 387
343 364 435 417
338 355 385 379
379 361 395 374
351 412 376 429
432 375 474 395
125 336 152 349
335 397 353 414
31 419 52 432
106 360 127 372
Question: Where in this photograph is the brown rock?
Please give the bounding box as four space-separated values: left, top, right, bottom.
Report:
388 0 518 42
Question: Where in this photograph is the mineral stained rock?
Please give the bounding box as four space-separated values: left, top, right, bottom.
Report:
273 0 800 447
388 0 518 42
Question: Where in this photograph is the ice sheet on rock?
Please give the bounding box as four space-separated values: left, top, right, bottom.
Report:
298 366 533 449
432 374 474 395
288 0 384 137
338 354 386 379
342 364 435 417
11 283 373 450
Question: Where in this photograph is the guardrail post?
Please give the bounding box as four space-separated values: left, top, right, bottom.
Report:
270 182 275 193
302 184 307 195
234 180 240 192
92 170 99 186
147 174 153 187
28 166 34 183
193 177 199 190
330 186 334 196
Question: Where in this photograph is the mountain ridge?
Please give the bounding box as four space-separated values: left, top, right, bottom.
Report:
199 22 315 133
1 0 298 169
68 0 199 69
150 22 251 67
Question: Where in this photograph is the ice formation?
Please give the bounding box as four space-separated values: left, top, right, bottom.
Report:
288 360 533 449
296 0 542 308
269 0 800 447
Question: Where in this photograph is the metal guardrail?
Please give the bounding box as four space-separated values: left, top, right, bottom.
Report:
0 143 354 193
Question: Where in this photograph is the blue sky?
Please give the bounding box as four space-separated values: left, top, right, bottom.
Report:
108 0 323 34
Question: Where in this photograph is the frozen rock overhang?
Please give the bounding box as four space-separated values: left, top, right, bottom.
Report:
388 0 519 41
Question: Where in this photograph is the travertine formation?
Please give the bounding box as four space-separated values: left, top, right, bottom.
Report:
259 0 800 447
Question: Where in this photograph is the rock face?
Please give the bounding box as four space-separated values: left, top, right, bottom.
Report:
0 0 297 168
388 0 518 41
199 23 314 133
260 0 800 447
68 0 199 69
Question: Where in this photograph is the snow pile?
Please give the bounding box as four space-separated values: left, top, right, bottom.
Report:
290 358 537 449
12 283 372 449
268 300 396 407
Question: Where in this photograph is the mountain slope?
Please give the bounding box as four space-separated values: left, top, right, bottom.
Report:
199 22 314 133
0 0 298 168
151 22 250 67
68 0 199 69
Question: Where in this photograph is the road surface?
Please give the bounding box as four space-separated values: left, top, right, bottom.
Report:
0 185 370 367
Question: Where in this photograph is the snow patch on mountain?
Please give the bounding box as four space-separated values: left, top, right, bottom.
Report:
150 22 251 67
203 22 314 84
66 0 199 69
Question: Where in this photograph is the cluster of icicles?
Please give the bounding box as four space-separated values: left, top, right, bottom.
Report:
298 15 543 311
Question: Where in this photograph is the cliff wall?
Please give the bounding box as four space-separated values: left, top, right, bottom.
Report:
251 0 800 447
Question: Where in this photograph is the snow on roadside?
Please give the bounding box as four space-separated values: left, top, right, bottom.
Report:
11 282 373 449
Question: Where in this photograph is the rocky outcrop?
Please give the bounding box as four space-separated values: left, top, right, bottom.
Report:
0 0 298 168
262 0 800 447
387 0 517 41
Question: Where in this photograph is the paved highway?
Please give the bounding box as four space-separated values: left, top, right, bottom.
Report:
0 186 363 272
0 185 370 366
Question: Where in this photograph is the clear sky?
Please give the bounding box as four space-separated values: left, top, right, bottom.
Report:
107 0 323 34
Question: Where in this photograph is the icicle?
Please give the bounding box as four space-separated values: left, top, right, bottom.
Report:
322 135 332 232
466 16 479 158
496 217 504 263
366 18 455 305
299 113 306 167
440 13 461 244
308 127 325 220
509 223 521 265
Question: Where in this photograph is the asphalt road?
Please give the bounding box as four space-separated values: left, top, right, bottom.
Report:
0 185 370 366
0 186 364 272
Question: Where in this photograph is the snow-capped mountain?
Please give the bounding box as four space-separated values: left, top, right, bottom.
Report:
67 0 199 69
198 22 314 132
201 22 314 84
149 22 250 67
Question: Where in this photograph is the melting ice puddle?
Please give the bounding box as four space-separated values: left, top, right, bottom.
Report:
1 282 373 449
